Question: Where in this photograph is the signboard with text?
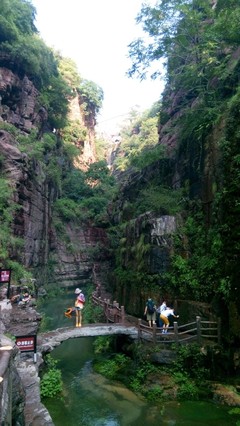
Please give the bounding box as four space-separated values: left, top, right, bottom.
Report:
15 335 37 353
0 269 11 298
0 269 11 283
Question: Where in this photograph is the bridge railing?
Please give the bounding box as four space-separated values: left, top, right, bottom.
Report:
92 294 221 345
92 293 125 324
137 316 221 345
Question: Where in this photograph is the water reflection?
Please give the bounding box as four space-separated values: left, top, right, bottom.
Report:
45 339 148 426
43 338 237 426
71 361 146 425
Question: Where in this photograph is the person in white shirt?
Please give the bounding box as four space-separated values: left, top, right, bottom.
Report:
156 300 167 327
160 308 179 333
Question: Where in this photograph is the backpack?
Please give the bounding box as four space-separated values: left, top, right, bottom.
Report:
147 300 155 315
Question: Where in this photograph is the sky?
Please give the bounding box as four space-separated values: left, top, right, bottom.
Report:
31 0 165 134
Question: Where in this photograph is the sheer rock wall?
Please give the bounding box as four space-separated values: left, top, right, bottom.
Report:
0 67 105 288
49 223 110 287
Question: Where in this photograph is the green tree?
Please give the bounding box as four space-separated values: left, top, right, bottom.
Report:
0 0 37 43
58 55 81 88
39 73 71 129
0 0 71 125
128 0 214 80
62 169 91 201
113 103 161 171
78 79 104 124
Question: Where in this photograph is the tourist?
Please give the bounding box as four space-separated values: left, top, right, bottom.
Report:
160 307 179 333
156 300 167 327
18 291 31 307
144 297 157 327
74 288 85 327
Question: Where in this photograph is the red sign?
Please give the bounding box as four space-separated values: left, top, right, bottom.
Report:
0 269 11 283
16 335 36 352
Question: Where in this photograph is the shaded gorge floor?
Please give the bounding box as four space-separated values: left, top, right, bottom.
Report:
38 293 239 425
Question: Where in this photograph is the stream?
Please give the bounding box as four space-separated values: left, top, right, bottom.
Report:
38 289 238 425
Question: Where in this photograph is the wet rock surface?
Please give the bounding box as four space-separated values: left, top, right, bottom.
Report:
2 301 41 336
212 383 240 406
16 356 54 426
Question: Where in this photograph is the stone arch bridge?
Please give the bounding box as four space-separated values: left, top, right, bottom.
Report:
38 314 220 356
38 324 138 354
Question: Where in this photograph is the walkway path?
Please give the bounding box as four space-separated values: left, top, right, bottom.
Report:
38 324 138 354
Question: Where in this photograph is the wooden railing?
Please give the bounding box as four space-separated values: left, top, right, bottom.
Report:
92 293 125 324
92 294 221 346
137 316 221 345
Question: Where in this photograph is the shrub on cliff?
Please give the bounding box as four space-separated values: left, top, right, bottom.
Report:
40 355 63 399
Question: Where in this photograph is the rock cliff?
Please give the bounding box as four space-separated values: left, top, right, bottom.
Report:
0 66 108 289
0 67 46 133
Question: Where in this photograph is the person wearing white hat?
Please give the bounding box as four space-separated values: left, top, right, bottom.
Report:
74 288 85 327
